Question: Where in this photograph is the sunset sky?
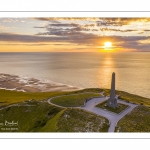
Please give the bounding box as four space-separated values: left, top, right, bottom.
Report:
0 17 150 52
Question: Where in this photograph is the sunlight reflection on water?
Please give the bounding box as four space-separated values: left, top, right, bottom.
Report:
0 52 150 98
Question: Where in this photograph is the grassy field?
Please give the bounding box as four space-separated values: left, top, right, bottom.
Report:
116 91 150 106
1 87 149 107
1 87 150 132
116 106 150 132
0 100 109 132
0 89 69 107
0 100 63 132
39 108 109 132
100 88 150 107
51 93 101 107
73 88 104 93
96 100 129 114
0 88 102 107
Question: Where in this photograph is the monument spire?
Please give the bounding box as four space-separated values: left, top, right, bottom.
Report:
107 72 118 108
110 72 115 98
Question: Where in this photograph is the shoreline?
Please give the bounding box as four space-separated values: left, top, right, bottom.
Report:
0 73 150 100
0 73 81 92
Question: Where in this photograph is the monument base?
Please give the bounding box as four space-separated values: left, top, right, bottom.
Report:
107 98 118 108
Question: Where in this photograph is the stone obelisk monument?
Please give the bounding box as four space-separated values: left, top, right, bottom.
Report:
107 72 118 108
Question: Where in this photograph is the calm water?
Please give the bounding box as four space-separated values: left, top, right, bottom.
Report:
0 52 150 98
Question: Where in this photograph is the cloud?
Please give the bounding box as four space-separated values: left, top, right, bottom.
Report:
48 23 79 27
33 17 98 22
0 32 68 43
34 23 80 28
100 28 137 32
35 22 93 37
1 17 150 52
0 25 10 30
1 16 150 52
34 18 150 25
143 29 150 31
0 18 26 23
97 18 150 26
4 17 150 29
0 32 150 51
83 24 96 27
33 18 150 37
0 43 69 46
34 17 150 27
34 26 45 28
32 18 60 23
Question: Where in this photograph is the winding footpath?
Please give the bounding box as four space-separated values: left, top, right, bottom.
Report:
47 93 138 132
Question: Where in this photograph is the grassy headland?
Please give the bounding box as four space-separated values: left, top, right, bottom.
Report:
0 89 67 107
0 100 63 132
116 91 150 106
116 106 150 132
1 88 150 107
1 88 150 132
39 108 109 132
101 89 150 107
51 93 101 107
0 88 101 107
0 100 109 132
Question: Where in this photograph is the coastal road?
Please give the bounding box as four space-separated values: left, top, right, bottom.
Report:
47 94 138 132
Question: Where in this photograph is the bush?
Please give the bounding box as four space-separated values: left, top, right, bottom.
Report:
5 107 11 111
47 108 60 116
102 123 110 132
33 119 47 129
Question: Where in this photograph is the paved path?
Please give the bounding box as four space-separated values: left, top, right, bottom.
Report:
47 92 102 109
47 93 138 132
0 104 18 111
81 97 138 132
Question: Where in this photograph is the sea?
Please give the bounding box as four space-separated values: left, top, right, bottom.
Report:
0 52 150 98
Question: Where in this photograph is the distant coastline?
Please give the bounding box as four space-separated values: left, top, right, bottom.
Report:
0 73 80 92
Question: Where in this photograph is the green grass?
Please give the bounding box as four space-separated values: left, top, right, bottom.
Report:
1 87 150 132
0 88 102 107
39 109 66 132
53 108 109 132
116 106 150 132
0 100 109 132
116 91 150 107
101 89 150 107
96 100 129 114
0 89 69 107
51 93 101 107
0 100 63 132
73 88 104 93
102 89 111 96
1 88 150 107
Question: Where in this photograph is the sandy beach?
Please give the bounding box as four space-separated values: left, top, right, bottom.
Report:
0 73 80 92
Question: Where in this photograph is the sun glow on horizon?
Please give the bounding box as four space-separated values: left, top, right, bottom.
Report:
102 41 113 52
104 42 112 48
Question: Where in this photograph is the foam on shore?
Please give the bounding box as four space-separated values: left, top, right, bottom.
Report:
0 73 80 92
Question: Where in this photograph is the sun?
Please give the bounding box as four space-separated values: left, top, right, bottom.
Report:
104 42 112 48
99 41 114 52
